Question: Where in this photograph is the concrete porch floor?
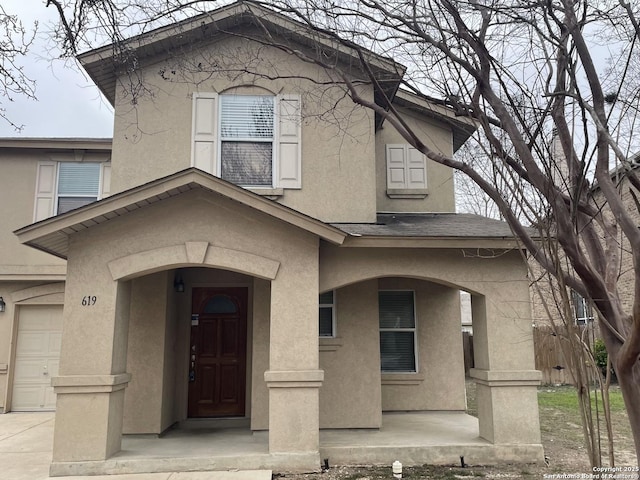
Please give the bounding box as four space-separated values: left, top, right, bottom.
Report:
49 412 544 477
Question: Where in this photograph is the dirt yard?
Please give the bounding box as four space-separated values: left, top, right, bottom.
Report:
279 383 637 480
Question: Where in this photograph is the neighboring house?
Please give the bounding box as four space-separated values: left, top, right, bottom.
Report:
0 2 543 475
529 143 638 384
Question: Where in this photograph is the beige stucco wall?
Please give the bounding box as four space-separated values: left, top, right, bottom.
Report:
110 34 377 223
319 280 382 428
250 278 270 430
375 107 456 213
0 151 69 272
123 272 170 434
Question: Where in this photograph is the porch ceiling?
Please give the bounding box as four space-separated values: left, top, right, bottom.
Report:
14 168 346 259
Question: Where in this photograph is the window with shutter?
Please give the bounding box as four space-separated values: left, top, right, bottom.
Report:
385 144 428 198
34 161 107 221
191 93 302 190
379 290 417 372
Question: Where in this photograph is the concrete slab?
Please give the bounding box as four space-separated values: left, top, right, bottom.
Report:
1 452 53 480
2 411 543 478
0 411 54 442
0 412 272 480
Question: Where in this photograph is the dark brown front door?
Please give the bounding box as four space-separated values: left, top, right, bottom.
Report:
188 287 247 417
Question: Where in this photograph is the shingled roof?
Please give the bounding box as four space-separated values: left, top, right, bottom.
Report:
333 213 518 238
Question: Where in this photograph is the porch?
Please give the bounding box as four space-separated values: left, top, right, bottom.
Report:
49 412 542 477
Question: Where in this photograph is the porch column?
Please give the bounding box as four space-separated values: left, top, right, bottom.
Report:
470 292 543 455
51 266 131 466
265 252 323 469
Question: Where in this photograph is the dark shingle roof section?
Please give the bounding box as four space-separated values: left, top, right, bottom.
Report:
332 213 516 238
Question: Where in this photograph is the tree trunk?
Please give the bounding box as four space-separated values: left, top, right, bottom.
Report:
614 363 640 465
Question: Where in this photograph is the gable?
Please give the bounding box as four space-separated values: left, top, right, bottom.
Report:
14 168 346 259
78 1 404 108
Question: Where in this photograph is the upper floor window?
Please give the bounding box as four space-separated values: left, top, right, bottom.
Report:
192 92 301 190
385 144 428 199
572 291 594 325
57 162 101 214
220 95 274 186
34 160 110 221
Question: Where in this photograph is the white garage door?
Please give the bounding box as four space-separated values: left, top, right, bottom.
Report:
12 306 63 411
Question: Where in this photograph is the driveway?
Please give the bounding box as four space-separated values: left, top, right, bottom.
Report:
0 411 270 480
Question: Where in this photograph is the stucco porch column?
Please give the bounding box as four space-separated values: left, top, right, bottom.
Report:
50 267 131 465
469 293 543 454
265 256 323 469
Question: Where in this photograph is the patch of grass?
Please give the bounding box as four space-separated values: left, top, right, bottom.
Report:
538 385 626 412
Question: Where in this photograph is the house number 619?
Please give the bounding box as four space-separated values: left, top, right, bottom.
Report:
81 296 97 306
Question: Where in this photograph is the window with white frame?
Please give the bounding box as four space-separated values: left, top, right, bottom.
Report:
379 290 417 372
319 290 335 337
192 92 302 189
34 161 110 221
572 291 594 325
56 162 101 214
220 95 274 186
385 144 427 197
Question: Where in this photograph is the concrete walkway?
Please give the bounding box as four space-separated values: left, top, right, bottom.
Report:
0 412 271 480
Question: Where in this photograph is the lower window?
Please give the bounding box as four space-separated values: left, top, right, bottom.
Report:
319 291 335 337
379 290 417 372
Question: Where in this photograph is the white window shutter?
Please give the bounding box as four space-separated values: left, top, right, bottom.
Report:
407 147 427 189
276 94 301 189
34 161 57 221
386 144 407 189
191 92 218 174
100 163 111 198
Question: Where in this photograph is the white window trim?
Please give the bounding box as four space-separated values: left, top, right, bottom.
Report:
34 159 110 221
572 291 594 326
191 92 302 190
379 289 419 374
319 290 336 338
217 94 277 189
55 163 104 212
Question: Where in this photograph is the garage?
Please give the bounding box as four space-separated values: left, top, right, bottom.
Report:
11 305 63 411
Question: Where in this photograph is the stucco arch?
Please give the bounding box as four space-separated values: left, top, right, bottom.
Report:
220 84 277 95
11 282 65 304
107 241 280 281
320 273 482 297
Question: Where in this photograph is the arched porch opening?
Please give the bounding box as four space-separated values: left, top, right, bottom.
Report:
121 266 270 437
319 276 469 431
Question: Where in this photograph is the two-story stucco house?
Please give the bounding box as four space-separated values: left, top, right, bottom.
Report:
0 2 543 476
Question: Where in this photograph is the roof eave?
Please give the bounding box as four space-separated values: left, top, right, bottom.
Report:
77 1 405 107
15 168 346 259
341 235 525 249
391 90 477 152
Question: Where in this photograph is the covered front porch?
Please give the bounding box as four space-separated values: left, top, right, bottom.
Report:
50 411 534 477
14 171 545 477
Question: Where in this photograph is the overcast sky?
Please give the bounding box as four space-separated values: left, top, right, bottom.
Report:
0 1 114 139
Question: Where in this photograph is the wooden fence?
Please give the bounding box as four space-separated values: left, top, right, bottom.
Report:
534 324 584 385
464 326 597 384
462 331 474 375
